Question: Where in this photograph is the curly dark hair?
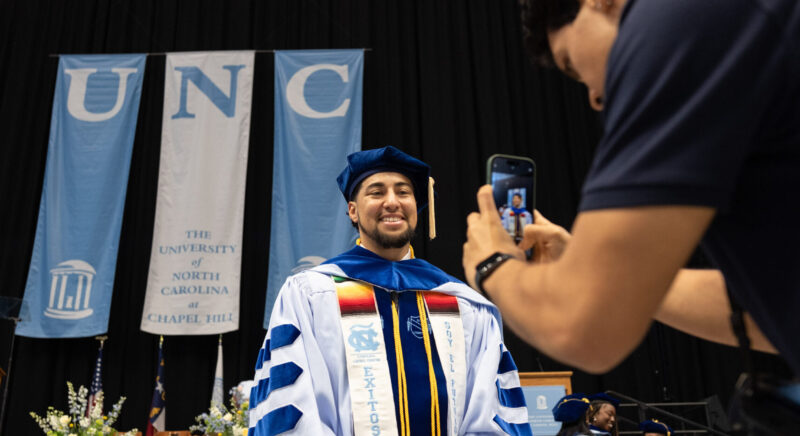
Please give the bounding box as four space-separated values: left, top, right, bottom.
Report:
519 0 581 67
587 400 620 436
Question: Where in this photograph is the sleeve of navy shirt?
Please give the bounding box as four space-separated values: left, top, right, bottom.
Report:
579 0 795 212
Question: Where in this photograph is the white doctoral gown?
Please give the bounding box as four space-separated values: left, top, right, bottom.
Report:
249 246 531 436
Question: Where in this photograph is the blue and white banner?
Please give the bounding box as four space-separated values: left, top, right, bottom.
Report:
17 54 146 338
264 50 364 328
141 51 254 335
522 385 566 436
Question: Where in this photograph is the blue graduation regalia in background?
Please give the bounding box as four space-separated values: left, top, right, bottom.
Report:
639 419 673 435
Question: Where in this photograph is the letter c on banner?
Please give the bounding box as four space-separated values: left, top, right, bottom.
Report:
65 68 137 122
286 64 350 118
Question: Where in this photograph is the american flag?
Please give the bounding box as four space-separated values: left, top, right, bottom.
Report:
86 338 105 416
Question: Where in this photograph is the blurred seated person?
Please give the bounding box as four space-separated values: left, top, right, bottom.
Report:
552 393 592 436
639 419 673 436
587 393 619 436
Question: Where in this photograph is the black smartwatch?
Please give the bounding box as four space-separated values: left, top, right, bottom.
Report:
474 252 514 296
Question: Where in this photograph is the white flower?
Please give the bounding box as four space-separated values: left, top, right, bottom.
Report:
69 433 77 436
103 425 111 433
224 413 233 421
80 417 90 427
60 415 71 425
90 391 105 420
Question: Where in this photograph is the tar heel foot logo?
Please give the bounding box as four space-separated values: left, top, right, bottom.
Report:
286 64 350 119
65 68 138 122
348 323 380 352
44 260 96 320
290 255 327 274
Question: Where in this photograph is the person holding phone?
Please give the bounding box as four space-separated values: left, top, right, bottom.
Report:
462 0 799 385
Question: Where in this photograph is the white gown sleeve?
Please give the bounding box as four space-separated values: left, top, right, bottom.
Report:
248 273 343 436
459 302 533 436
501 209 512 233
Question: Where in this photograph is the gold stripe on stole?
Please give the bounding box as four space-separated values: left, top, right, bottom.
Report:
391 296 410 436
416 292 441 436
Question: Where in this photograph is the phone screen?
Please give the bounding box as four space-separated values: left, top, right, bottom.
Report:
487 155 536 242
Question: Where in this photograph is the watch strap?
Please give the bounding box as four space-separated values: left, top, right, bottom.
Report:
474 252 514 295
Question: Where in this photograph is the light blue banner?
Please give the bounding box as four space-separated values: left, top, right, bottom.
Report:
17 54 146 338
522 385 566 436
265 50 363 328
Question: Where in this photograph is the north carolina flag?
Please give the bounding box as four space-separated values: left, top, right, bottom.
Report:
146 337 166 436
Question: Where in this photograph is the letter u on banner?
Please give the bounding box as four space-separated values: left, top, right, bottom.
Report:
264 50 364 328
141 51 254 335
17 54 146 338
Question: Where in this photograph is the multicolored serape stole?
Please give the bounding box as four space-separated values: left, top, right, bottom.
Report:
334 276 467 436
334 276 399 436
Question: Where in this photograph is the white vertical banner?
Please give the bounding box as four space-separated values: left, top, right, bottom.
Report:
141 51 254 335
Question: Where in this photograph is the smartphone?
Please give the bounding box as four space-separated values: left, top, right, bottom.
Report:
486 154 536 243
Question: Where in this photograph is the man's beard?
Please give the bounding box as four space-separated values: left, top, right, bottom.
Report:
359 220 416 249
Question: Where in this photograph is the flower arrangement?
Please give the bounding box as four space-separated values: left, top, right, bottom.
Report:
190 386 249 436
29 381 137 436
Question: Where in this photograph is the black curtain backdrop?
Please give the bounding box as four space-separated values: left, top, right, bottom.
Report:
0 0 790 434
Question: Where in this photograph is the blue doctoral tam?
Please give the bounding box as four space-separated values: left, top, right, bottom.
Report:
552 393 592 422
336 146 431 210
639 419 673 435
589 392 620 409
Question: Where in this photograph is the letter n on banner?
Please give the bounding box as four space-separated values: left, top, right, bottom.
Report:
141 51 254 335
17 54 146 338
264 50 364 328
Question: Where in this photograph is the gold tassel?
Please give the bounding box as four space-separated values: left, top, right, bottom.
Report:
428 177 436 240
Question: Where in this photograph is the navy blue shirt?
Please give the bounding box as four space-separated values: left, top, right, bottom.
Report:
579 0 800 374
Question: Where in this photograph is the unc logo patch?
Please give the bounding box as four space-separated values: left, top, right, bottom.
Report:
348 323 380 352
406 315 432 340
45 259 97 320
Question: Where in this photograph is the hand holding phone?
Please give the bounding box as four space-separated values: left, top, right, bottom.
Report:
486 154 536 243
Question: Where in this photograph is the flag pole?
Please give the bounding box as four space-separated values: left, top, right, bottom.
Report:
95 335 107 348
211 334 224 407
0 313 20 436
